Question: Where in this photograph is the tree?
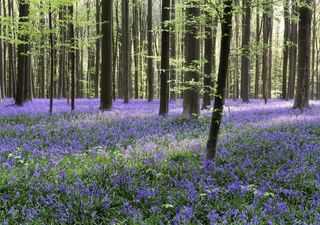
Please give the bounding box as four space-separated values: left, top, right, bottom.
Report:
287 0 298 99
202 1 214 109
69 4 76 111
241 0 251 103
100 0 113 110
147 0 154 102
16 0 31 106
122 0 129 103
0 0 4 100
207 0 233 161
159 0 170 116
49 3 54 114
183 0 200 118
262 1 272 104
293 0 312 109
282 0 290 100
95 0 101 98
170 0 176 102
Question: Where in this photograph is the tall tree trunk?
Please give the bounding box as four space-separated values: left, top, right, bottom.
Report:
293 0 312 109
287 0 298 99
49 4 54 114
16 0 30 105
0 0 4 99
122 0 129 103
262 2 272 104
170 0 176 102
183 2 200 118
58 8 65 99
95 0 101 98
147 0 154 102
100 0 113 109
159 0 170 116
282 0 290 100
255 6 261 99
310 0 316 100
69 5 75 110
207 0 233 162
241 0 251 103
132 0 139 99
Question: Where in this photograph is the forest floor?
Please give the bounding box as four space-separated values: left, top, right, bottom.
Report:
0 99 320 224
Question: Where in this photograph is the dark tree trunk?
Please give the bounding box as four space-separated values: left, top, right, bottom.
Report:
282 0 290 100
122 0 129 103
159 0 170 116
293 0 312 109
100 0 113 110
206 0 233 161
16 0 30 105
241 0 251 103
183 2 200 118
147 0 154 102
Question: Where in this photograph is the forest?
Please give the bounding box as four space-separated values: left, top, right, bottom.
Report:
0 0 320 224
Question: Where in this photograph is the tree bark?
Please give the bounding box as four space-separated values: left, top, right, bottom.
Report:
241 0 251 103
147 0 154 102
159 0 170 116
183 2 200 118
207 0 233 161
293 0 312 109
122 0 129 103
100 0 113 110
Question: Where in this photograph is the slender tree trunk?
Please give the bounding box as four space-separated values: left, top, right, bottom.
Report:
262 2 272 104
69 5 75 110
287 0 298 99
170 0 176 102
241 0 251 103
147 0 154 102
0 0 4 99
207 0 233 161
132 0 139 99
95 0 101 98
49 5 54 114
183 2 200 118
122 0 129 103
159 0 170 116
282 0 290 100
310 0 316 100
255 6 261 99
58 8 65 99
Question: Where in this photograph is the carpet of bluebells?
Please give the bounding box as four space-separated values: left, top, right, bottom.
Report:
0 98 320 224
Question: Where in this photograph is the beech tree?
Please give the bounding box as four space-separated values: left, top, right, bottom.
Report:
183 0 200 118
207 0 233 161
100 0 113 110
293 0 312 109
16 0 31 106
159 0 170 116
